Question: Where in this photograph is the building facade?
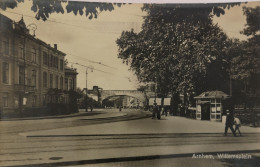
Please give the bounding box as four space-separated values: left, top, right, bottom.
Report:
0 14 77 115
65 66 78 91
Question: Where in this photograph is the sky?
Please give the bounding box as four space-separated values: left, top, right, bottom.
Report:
0 1 259 90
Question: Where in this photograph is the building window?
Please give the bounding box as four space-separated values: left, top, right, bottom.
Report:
18 44 24 58
32 70 36 87
2 39 9 55
60 77 63 89
69 79 72 90
3 96 8 107
43 51 48 66
50 74 53 88
19 66 25 85
43 94 46 105
31 48 36 63
55 75 59 89
32 95 37 107
43 72 47 88
49 55 53 67
56 57 59 68
54 57 58 68
2 62 9 84
60 59 63 71
65 78 68 90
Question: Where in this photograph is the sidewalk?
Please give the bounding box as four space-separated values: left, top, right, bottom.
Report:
14 116 260 167
0 109 128 121
3 114 260 167
21 115 260 137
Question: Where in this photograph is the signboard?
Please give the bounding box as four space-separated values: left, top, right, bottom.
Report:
23 98 27 105
149 98 162 106
164 98 171 106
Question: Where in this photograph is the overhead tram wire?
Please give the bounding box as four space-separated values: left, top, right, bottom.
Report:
68 62 133 82
66 53 118 70
0 39 118 70
0 40 118 73
2 10 242 35
68 61 113 74
1 11 120 70
0 10 122 34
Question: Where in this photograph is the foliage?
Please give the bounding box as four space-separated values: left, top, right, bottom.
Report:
117 4 238 98
0 0 24 11
231 6 260 107
0 0 123 21
232 6 260 94
241 6 260 37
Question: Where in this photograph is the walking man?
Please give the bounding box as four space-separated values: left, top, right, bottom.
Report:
224 110 236 136
161 106 167 117
234 116 242 136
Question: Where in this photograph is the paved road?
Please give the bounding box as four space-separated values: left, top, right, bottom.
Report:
0 109 260 166
0 109 149 135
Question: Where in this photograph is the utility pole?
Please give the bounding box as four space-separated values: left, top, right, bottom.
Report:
19 35 26 114
85 66 93 112
85 69 88 112
230 76 232 96
155 75 158 104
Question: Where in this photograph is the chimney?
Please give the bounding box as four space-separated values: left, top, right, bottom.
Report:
54 44 57 50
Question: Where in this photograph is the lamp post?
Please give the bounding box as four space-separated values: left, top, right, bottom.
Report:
155 75 158 103
85 66 93 112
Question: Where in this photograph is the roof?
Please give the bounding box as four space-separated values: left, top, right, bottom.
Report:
0 13 66 56
0 13 13 30
65 66 78 75
194 90 230 99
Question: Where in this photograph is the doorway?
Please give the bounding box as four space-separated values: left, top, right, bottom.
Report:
201 103 210 120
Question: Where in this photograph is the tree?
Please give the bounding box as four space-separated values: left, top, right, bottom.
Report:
232 6 260 97
0 0 123 21
230 6 260 114
242 6 260 38
117 4 238 115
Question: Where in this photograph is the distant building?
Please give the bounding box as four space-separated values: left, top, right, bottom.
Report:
65 66 78 91
0 14 77 115
87 86 103 102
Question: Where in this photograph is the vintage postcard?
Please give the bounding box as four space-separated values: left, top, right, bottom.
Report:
0 0 259 166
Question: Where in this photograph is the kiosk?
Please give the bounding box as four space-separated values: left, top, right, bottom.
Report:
194 91 230 121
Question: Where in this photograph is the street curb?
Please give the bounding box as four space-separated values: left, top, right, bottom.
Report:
0 112 125 121
24 132 260 139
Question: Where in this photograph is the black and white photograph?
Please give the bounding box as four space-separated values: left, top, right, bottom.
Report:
0 0 259 166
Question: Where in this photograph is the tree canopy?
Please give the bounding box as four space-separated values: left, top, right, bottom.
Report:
0 0 123 21
231 6 260 98
117 4 240 99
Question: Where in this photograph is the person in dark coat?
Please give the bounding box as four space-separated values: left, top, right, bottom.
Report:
224 110 236 136
152 103 158 119
157 106 161 120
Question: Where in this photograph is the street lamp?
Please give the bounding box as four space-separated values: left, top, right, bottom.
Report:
85 66 93 112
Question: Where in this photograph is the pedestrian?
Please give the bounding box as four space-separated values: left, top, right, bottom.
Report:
157 106 161 120
152 103 158 119
119 106 122 112
224 110 236 136
161 106 167 117
234 116 242 136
